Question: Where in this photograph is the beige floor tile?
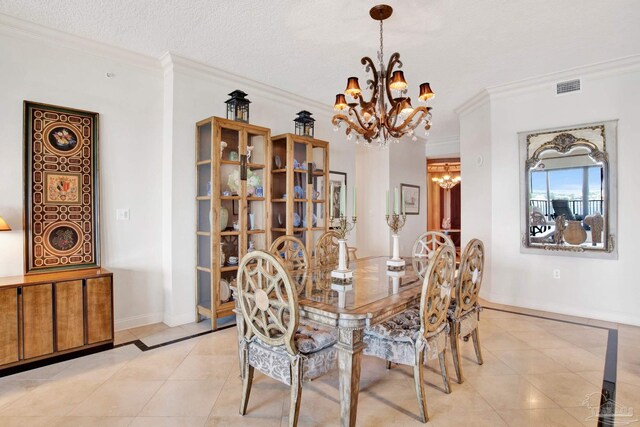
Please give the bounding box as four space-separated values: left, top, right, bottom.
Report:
430 410 507 427
114 330 137 345
141 327 195 347
492 349 568 375
50 416 135 427
618 368 640 387
454 347 517 379
169 355 235 381
190 330 239 356
8 361 72 380
428 382 494 414
615 381 640 410
179 319 213 335
507 330 576 350
481 332 533 351
127 323 170 339
210 374 286 420
540 348 604 373
281 379 341 426
114 345 190 380
490 318 547 333
130 416 207 427
0 378 104 416
617 343 640 365
550 327 608 349
356 378 431 426
574 371 603 387
53 346 141 382
563 405 599 427
206 416 282 427
139 380 225 417
0 417 57 426
525 373 600 408
498 408 584 426
0 378 47 409
467 374 558 410
69 379 163 417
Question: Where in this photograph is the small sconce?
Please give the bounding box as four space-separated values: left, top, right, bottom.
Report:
0 216 11 231
294 110 316 137
225 90 251 123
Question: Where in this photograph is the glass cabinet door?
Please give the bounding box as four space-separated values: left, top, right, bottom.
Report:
245 129 268 253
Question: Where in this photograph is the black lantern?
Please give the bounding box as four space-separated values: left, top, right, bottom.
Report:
225 90 251 123
294 110 315 137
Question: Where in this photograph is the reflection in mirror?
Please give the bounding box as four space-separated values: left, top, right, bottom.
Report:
519 122 617 258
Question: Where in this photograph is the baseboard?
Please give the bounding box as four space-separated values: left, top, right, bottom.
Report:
115 312 164 331
163 311 196 327
482 291 640 327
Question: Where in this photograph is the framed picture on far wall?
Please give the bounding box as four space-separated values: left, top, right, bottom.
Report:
401 183 420 215
329 171 347 223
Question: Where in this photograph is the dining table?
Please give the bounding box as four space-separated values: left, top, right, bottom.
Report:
287 256 424 427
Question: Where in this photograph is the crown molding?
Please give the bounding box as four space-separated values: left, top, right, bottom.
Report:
454 89 490 117
487 54 640 98
0 12 160 71
426 135 460 146
160 52 334 117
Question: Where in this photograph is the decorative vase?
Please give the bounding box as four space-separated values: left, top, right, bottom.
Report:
220 207 229 231
564 220 587 245
220 242 225 267
248 213 255 230
248 240 255 252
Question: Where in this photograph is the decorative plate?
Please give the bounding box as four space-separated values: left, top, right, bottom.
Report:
293 212 301 227
220 279 230 302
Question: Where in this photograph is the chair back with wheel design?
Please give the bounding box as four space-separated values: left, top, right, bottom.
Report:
412 231 455 280
270 235 309 273
419 245 456 337
315 230 346 268
236 250 299 356
453 239 484 317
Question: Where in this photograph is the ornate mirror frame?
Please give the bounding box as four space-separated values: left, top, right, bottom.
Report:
519 120 618 259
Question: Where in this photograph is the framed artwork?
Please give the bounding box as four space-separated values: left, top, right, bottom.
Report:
24 101 100 274
401 183 420 215
329 171 347 223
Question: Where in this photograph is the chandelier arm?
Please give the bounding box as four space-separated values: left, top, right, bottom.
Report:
385 53 403 110
349 106 378 137
359 56 379 111
389 106 431 133
331 113 369 138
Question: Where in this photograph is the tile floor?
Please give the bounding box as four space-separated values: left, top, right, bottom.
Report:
0 302 638 426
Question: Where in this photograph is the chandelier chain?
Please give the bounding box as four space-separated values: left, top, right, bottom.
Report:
378 19 384 67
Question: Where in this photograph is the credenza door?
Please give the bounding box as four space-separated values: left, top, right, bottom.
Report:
55 280 85 351
22 283 54 359
0 288 19 365
86 277 113 344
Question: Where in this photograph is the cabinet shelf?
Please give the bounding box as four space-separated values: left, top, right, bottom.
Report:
221 265 239 272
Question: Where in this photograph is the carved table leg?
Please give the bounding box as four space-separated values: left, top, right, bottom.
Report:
336 327 365 427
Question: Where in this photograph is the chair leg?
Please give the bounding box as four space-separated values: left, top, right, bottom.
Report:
288 357 304 427
471 327 484 365
438 349 451 394
413 349 429 423
450 322 464 384
386 360 393 370
239 362 254 415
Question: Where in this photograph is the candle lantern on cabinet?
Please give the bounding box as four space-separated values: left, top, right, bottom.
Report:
225 90 251 123
294 110 315 137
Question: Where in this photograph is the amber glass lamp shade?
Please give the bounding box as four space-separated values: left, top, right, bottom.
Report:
419 83 434 101
334 94 348 111
344 77 362 97
0 216 11 231
389 70 408 91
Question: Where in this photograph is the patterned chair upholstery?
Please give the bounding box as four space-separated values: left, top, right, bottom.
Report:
363 245 456 423
411 231 455 280
448 239 485 384
234 251 338 427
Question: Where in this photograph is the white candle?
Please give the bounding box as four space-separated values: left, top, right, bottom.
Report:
353 186 356 217
386 190 390 216
402 190 405 215
394 187 399 214
340 185 345 216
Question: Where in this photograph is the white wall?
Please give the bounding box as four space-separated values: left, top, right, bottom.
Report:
0 24 166 330
426 136 460 159
458 58 640 325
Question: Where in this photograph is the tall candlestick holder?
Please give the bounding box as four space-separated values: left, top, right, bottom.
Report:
386 213 407 271
330 214 357 284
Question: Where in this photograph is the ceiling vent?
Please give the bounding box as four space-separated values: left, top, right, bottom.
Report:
556 79 581 95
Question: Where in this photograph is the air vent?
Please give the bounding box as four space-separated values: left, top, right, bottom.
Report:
556 79 581 95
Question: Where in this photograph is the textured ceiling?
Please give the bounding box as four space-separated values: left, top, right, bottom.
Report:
1 0 639 139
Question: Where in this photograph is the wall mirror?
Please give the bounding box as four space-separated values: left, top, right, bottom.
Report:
519 121 617 258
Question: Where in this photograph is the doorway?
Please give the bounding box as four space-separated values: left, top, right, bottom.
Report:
426 158 461 248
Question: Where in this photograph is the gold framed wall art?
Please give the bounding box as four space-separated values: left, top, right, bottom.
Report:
23 101 100 274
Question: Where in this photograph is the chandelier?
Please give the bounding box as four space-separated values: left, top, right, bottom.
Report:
432 164 461 190
332 4 435 147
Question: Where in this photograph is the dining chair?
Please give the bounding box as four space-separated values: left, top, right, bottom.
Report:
315 230 346 268
448 239 485 384
235 250 338 427
270 235 309 274
412 231 455 280
363 245 456 423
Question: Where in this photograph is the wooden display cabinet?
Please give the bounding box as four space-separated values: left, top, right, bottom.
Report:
270 134 329 259
195 117 271 330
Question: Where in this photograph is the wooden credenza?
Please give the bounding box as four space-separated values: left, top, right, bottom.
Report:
0 268 113 371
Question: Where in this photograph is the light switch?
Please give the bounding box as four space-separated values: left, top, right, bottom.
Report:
116 208 130 220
